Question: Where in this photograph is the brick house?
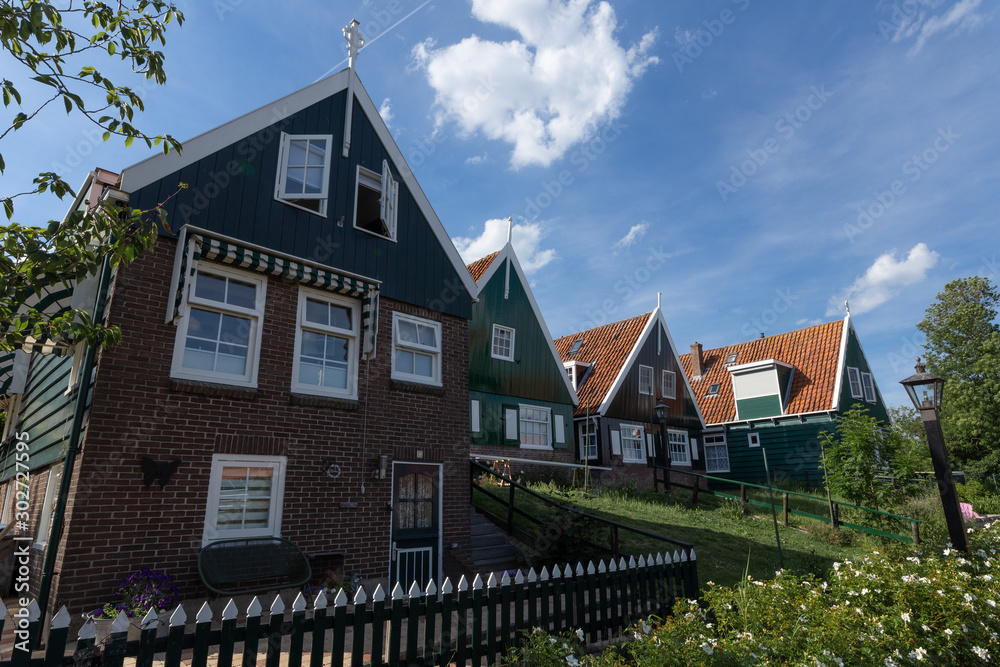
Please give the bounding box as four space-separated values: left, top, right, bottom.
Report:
466 235 578 479
554 304 706 489
679 313 890 487
0 61 477 618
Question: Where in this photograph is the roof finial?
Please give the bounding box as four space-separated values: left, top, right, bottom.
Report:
845 299 850 315
506 216 513 244
657 292 661 309
344 19 364 70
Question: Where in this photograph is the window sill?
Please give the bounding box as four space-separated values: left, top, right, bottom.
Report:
289 393 360 411
519 445 553 451
390 379 445 396
170 378 258 400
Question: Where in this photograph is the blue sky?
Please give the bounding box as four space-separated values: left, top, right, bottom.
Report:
4 0 998 408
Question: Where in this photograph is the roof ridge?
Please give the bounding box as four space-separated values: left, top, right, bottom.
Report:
554 311 653 344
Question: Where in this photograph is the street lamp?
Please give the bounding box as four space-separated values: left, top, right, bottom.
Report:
900 358 967 551
654 401 671 490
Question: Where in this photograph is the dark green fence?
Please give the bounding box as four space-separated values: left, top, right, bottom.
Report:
0 551 696 667
653 465 921 544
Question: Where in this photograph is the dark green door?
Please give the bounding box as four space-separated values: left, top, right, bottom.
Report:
390 462 440 591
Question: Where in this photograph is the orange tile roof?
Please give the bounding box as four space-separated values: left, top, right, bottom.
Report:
678 320 844 425
554 312 652 417
466 251 500 283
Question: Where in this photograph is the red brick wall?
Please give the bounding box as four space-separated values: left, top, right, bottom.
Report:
50 237 471 614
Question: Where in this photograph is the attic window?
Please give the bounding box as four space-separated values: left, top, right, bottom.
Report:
274 134 332 216
706 383 721 396
354 160 399 241
725 352 738 365
568 339 583 355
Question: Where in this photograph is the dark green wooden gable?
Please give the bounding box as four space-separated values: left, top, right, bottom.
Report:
605 321 701 430
837 325 890 423
129 92 472 319
469 254 575 450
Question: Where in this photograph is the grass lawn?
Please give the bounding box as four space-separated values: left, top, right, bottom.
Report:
474 480 872 590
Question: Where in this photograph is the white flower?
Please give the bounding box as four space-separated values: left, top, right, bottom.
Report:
640 621 651 634
988 599 997 608
701 642 714 655
565 656 580 667
909 647 927 661
922 624 931 632
973 646 990 660
549 637 556 644
901 612 911 623
945 628 953 636
575 628 584 641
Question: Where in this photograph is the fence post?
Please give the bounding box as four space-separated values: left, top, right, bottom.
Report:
740 485 747 514
783 493 790 526
912 521 921 547
507 482 516 533
691 479 700 504
831 503 840 530
610 525 620 559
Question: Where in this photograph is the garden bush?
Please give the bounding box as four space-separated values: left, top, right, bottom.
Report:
504 522 1000 665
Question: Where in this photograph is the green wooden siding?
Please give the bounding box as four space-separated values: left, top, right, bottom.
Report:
468 257 574 405
471 391 573 451
0 353 76 480
605 323 701 431
131 93 472 320
736 394 782 420
838 327 890 423
709 416 836 487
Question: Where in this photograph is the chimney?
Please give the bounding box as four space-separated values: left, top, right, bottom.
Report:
690 342 703 379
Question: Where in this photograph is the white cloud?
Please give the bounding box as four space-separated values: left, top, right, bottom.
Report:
614 222 648 250
888 0 986 55
411 0 658 168
379 98 393 128
465 152 488 165
454 218 556 273
826 243 940 316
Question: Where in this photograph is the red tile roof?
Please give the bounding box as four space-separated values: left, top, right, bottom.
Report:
554 312 652 417
678 320 844 425
466 251 500 283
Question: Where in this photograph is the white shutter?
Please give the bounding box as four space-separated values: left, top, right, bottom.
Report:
691 437 699 460
505 408 518 441
554 414 565 444
471 400 480 433
611 430 621 455
381 159 398 234
646 433 654 456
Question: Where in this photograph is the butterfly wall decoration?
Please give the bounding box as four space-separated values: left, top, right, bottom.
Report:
141 456 182 489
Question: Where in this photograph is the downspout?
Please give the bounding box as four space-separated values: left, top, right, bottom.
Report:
34 254 112 636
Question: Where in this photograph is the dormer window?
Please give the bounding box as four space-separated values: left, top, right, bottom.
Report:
564 361 591 390
274 134 333 216
728 358 795 420
706 383 721 396
568 338 583 355
725 352 738 365
354 160 399 240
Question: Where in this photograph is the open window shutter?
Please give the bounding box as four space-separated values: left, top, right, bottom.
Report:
381 159 398 231
610 429 621 456
471 400 480 433
554 414 566 448
504 407 519 445
691 437 699 460
646 433 654 457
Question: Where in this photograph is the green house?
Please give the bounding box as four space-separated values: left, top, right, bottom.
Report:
467 238 578 468
679 314 890 487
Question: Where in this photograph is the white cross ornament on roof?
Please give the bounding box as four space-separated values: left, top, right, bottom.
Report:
344 19 364 69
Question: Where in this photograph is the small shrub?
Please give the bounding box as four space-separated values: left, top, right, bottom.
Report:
810 521 858 547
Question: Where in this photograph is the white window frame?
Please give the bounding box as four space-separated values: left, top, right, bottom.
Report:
491 324 515 361
707 383 721 396
847 366 863 399
704 433 730 473
0 481 12 526
170 264 267 388
620 423 646 463
662 370 676 399
725 352 738 365
579 419 598 461
519 404 552 450
748 432 761 448
274 133 333 217
291 288 360 399
34 462 63 550
667 429 691 466
861 372 877 403
391 312 442 386
203 454 286 545
639 365 654 395
353 160 399 241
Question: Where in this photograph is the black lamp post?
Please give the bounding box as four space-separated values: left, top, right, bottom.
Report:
654 401 671 490
900 358 968 551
